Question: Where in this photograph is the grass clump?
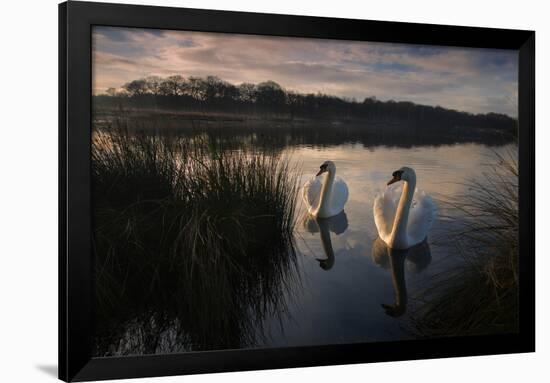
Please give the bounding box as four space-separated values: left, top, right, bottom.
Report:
92 120 300 355
412 149 519 337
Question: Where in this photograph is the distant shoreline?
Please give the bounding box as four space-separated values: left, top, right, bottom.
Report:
93 104 516 130
92 74 516 133
92 106 516 149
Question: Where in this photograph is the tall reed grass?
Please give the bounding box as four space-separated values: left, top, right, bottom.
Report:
92 120 300 355
412 149 518 336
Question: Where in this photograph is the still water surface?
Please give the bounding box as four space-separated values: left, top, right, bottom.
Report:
93 117 516 353
257 142 513 347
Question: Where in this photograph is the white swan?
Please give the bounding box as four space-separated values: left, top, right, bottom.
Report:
302 161 349 218
373 167 436 249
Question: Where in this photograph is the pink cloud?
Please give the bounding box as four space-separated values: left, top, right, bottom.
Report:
92 27 518 116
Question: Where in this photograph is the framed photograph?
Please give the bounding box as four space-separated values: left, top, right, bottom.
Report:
59 1 535 381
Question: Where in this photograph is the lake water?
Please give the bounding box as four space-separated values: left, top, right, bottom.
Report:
92 115 516 354
255 141 515 347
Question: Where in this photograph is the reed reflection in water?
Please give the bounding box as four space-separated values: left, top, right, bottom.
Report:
92 126 302 356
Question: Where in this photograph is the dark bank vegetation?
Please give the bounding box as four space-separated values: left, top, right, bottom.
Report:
412 149 518 336
93 74 517 134
92 119 301 355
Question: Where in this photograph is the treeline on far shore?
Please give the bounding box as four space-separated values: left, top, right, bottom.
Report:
93 75 517 133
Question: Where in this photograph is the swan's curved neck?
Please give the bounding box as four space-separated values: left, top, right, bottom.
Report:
316 169 335 217
390 176 416 248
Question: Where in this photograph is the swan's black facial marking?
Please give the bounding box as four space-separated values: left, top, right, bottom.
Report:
316 164 328 176
387 170 404 185
392 170 404 178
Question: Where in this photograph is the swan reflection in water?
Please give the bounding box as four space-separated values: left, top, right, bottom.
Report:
371 237 432 317
302 211 348 270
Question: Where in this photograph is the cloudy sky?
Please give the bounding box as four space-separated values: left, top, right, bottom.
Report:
92 26 518 117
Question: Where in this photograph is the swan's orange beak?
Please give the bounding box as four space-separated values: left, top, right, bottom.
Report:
387 176 400 186
387 170 403 185
316 165 328 176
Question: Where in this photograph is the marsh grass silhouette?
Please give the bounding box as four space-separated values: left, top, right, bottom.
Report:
92 120 301 355
412 149 519 336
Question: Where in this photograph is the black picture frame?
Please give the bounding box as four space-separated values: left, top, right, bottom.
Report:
59 1 535 381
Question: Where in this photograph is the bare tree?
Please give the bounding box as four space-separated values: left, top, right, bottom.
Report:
187 76 205 100
238 83 256 103
122 79 148 97
160 75 186 96
256 81 285 107
145 76 163 96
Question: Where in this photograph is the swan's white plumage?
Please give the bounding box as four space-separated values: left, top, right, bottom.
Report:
302 175 348 217
373 184 401 245
373 183 436 248
406 189 436 246
302 177 322 211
